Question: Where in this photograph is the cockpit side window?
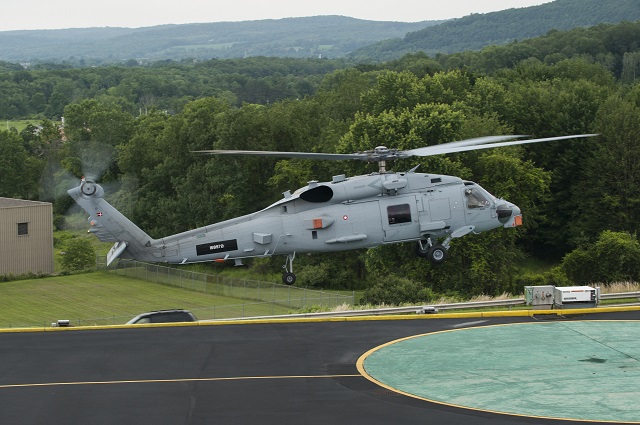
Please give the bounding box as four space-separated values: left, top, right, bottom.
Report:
465 187 490 209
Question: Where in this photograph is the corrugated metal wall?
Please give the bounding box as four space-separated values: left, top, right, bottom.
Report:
0 202 54 276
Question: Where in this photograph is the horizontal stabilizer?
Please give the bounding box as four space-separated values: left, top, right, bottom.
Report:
107 241 128 266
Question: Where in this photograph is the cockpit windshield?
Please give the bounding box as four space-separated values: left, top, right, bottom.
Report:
464 186 491 209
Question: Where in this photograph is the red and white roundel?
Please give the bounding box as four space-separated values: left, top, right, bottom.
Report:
343 215 348 220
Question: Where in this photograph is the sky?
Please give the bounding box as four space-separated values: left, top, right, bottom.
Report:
1 0 554 31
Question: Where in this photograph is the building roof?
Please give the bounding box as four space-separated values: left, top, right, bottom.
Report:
0 197 51 209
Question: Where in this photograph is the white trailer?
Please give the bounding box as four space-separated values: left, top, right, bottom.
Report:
553 286 598 308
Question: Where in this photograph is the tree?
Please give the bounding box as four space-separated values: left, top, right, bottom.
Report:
116 97 229 236
568 94 640 241
383 52 444 78
61 237 96 271
340 103 465 152
44 80 76 119
360 70 428 115
315 68 374 120
561 231 640 284
62 98 135 182
498 76 609 256
363 229 523 297
621 52 640 84
63 99 134 147
0 130 42 199
472 151 551 236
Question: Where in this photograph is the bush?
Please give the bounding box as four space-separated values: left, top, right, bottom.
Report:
53 230 74 248
513 272 546 288
60 237 96 271
295 264 332 289
513 269 570 293
359 274 435 306
0 272 51 282
294 252 367 290
561 231 640 284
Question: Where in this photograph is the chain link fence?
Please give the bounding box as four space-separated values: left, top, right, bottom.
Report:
99 259 355 321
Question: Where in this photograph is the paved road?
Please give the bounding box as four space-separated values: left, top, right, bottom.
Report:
0 311 637 425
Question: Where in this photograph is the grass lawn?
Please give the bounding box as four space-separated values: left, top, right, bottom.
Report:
0 272 295 328
4 119 42 133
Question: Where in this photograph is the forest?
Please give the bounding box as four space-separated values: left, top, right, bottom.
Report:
2 20 640 302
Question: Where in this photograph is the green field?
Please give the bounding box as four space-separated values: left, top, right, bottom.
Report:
0 272 300 328
4 119 43 133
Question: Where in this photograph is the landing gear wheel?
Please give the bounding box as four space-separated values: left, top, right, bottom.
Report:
282 253 296 285
282 272 297 285
427 244 447 264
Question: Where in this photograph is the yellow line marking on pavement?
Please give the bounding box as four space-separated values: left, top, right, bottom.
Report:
0 374 361 390
3 306 640 333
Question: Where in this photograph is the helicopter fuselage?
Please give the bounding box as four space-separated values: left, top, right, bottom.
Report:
70 133 597 284
68 170 522 275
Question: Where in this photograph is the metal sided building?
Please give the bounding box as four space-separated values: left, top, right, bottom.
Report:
0 198 54 276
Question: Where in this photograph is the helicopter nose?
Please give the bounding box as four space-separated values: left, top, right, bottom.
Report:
497 203 523 228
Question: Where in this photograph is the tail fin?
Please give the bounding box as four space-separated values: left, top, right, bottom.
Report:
68 179 155 265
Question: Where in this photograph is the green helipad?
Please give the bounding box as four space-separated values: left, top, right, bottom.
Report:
358 321 640 423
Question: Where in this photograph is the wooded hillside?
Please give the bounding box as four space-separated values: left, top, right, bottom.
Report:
351 0 640 61
4 0 639 65
0 16 435 63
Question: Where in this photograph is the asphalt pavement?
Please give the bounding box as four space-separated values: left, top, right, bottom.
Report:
0 310 638 425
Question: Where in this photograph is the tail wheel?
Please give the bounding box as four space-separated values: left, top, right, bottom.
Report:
282 272 297 285
428 244 447 264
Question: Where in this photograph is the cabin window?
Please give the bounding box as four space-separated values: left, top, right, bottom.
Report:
17 222 28 236
387 204 411 225
312 230 318 240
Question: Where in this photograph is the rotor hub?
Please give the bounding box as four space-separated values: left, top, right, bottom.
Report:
374 146 390 155
81 179 97 196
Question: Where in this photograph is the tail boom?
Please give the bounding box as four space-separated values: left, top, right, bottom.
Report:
68 179 156 264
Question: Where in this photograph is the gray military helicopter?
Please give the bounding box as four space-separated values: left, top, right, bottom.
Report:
68 134 595 284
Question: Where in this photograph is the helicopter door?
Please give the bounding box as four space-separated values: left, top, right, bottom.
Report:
464 186 491 224
379 196 419 242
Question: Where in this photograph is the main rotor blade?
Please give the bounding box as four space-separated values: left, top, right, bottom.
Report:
194 134 598 164
403 135 527 157
193 137 526 162
404 134 598 157
192 149 363 161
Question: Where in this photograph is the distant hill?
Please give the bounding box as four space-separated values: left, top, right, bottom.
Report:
350 0 640 61
0 16 439 64
5 0 638 65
